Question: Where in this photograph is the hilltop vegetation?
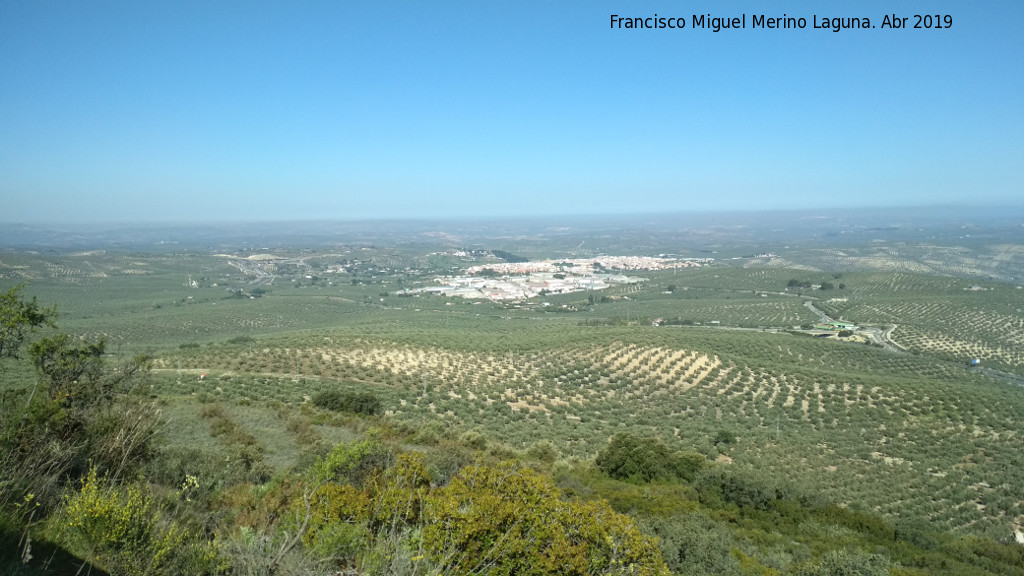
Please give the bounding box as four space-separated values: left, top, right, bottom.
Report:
1 286 671 575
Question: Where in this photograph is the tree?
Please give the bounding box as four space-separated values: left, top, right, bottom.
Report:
713 429 736 446
28 334 151 413
526 439 559 464
312 389 383 416
596 432 706 483
645 513 743 576
1 291 157 513
0 284 55 361
30 334 106 405
793 549 890 576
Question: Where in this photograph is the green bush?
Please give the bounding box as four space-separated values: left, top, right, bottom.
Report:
596 432 707 483
644 512 743 576
713 429 736 445
411 420 448 445
312 389 382 416
311 439 392 485
458 427 489 450
695 468 792 511
525 439 559 464
792 549 891 576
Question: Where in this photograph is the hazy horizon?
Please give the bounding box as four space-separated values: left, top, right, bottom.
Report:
3 202 1023 227
3 204 1022 254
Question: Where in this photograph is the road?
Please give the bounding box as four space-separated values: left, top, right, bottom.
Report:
803 298 904 353
803 298 1024 387
227 259 275 286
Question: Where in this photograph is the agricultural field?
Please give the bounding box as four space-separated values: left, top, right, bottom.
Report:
155 324 1024 540
3 240 1024 548
765 242 1024 284
815 272 1024 371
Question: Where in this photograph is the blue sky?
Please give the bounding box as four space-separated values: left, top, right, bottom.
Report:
2 1 1022 223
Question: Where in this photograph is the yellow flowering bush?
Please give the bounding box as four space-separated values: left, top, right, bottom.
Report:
290 453 667 575
369 452 431 531
302 483 372 548
60 466 222 575
422 461 669 576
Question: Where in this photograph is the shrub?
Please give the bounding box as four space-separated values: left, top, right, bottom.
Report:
526 439 559 464
411 420 448 445
368 452 431 531
424 449 473 487
792 549 891 576
311 439 392 485
695 468 792 512
713 429 737 445
422 461 669 575
59 466 222 575
458 428 489 450
312 389 382 416
596 432 707 483
644 512 743 576
303 483 372 555
2 350 158 513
